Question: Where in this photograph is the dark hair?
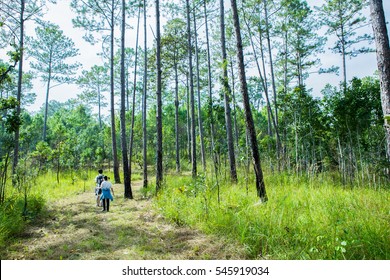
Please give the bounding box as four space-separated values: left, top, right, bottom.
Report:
98 169 103 174
104 176 108 180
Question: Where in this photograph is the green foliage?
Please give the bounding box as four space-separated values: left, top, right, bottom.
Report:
0 168 100 246
0 97 21 133
157 171 390 259
317 0 374 58
27 21 80 85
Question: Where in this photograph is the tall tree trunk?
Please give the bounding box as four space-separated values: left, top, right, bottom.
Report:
186 72 192 163
193 5 206 171
110 0 120 183
98 84 102 129
186 0 197 178
204 0 217 179
230 60 240 154
155 0 163 191
370 0 390 161
231 0 267 202
13 0 25 175
174 57 180 173
339 5 347 91
263 0 281 170
220 0 237 183
43 65 52 141
129 5 141 189
263 0 278 127
121 0 132 198
142 0 148 188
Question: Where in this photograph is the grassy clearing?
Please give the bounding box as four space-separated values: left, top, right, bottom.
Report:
0 169 111 245
0 173 247 260
156 172 390 260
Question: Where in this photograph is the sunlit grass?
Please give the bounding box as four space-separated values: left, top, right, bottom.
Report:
0 168 139 246
156 171 390 259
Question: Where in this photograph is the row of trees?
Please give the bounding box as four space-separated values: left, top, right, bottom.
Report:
1 0 389 204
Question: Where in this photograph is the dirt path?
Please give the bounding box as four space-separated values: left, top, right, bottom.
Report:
2 181 247 260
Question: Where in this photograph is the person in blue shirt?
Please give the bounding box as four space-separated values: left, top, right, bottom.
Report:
100 176 114 212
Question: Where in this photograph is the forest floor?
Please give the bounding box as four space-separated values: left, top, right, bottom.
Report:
1 181 247 260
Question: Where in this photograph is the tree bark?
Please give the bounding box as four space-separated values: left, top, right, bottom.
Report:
231 0 267 202
174 53 181 173
186 72 192 163
155 0 163 191
110 0 120 183
193 5 206 171
220 0 237 183
121 0 132 198
129 5 141 190
186 0 197 178
43 63 52 141
13 0 25 175
142 0 148 188
370 0 390 161
203 0 217 178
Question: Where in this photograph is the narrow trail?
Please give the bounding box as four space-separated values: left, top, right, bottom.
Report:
2 181 247 260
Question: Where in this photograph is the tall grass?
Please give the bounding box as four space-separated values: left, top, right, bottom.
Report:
156 171 390 259
0 169 108 246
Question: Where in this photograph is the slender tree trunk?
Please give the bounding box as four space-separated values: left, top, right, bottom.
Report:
121 0 132 198
370 0 390 161
231 0 267 202
263 0 281 170
340 8 347 91
110 0 120 183
174 58 180 173
203 0 217 178
193 5 206 171
155 0 163 191
43 65 52 141
129 5 141 188
230 60 240 154
98 84 102 129
13 0 25 175
263 0 278 127
186 72 192 163
142 0 148 188
186 0 197 178
220 0 237 183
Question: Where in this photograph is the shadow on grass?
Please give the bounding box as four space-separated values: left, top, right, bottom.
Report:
1 190 234 260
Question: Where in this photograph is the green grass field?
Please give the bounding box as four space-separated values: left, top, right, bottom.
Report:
1 168 389 259
156 172 390 259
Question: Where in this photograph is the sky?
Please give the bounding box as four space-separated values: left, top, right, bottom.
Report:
4 0 390 113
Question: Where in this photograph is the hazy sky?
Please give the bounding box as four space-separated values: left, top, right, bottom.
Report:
15 0 390 113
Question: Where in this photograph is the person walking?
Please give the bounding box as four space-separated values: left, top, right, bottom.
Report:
100 176 114 212
95 169 104 206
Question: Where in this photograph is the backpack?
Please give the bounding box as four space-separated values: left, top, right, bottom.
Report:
96 174 104 187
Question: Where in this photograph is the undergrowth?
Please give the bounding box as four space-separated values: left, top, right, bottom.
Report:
156 171 390 260
0 169 118 246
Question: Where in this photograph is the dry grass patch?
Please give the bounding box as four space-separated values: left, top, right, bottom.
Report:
1 181 247 260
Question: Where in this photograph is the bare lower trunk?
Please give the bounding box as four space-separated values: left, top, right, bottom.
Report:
370 0 390 161
231 0 267 202
129 5 141 190
13 0 25 175
155 0 163 191
186 0 197 178
121 0 132 199
110 0 120 183
193 6 206 171
220 0 237 183
142 0 148 188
